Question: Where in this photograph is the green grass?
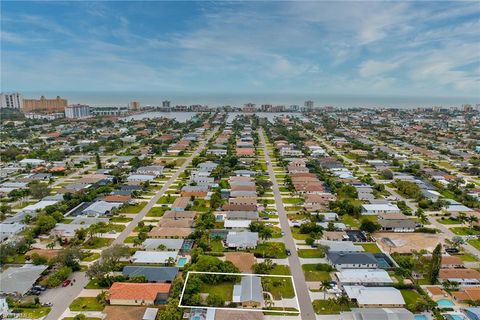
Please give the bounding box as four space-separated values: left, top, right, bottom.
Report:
262 276 295 299
63 318 102 320
60 218 73 224
297 249 325 258
209 239 224 252
124 236 136 243
253 242 287 259
341 215 360 228
117 202 147 214
456 252 478 262
359 243 382 253
269 265 291 275
82 237 113 249
199 282 233 302
312 299 354 314
146 206 168 217
110 216 133 223
451 227 480 236
157 195 177 204
401 289 425 311
69 297 105 311
85 279 105 289
468 239 480 250
82 252 101 262
12 307 51 319
291 227 309 240
282 197 303 204
437 217 462 225
302 264 332 281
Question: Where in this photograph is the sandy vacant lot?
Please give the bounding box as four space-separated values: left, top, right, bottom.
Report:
104 306 147 320
375 232 444 253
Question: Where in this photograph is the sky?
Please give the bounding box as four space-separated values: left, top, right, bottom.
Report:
1 1 480 101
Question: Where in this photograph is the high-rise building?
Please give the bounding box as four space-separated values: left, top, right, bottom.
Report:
65 104 91 119
0 92 23 109
22 96 67 113
129 101 140 111
304 100 314 109
243 103 256 112
261 104 272 112
162 100 171 108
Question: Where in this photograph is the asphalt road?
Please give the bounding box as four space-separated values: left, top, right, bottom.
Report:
259 129 316 320
42 128 217 320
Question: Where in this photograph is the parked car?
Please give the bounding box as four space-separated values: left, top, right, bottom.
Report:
62 280 71 287
33 285 46 291
285 249 291 256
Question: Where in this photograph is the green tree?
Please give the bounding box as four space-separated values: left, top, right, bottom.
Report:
95 153 102 169
359 219 380 233
29 181 51 199
428 244 442 284
319 280 332 299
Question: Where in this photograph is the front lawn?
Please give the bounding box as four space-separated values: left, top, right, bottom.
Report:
253 242 287 259
456 252 478 262
312 299 354 314
437 217 462 225
110 216 133 223
302 264 332 281
269 265 291 275
82 252 101 262
146 206 168 217
468 239 480 250
282 198 303 204
82 237 113 249
117 202 147 214
85 278 105 289
69 297 105 311
12 307 51 319
262 276 295 299
451 227 480 236
298 249 325 258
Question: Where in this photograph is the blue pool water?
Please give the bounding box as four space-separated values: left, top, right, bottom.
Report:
414 316 427 320
177 257 187 267
447 315 464 320
192 317 201 320
437 299 455 307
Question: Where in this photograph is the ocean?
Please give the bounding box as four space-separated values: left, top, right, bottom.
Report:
20 91 479 109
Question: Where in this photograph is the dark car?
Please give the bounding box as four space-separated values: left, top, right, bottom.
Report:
285 249 291 256
33 285 46 291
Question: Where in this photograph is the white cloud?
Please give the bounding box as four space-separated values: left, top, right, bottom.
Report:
359 60 401 78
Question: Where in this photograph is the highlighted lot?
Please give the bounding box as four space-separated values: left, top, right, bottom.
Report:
179 271 299 313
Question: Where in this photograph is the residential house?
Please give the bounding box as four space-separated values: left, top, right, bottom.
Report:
335 269 393 287
123 266 179 283
339 308 413 320
131 251 178 265
327 252 379 269
343 286 405 308
232 276 264 308
226 231 259 250
439 269 480 285
107 282 171 306
0 264 48 296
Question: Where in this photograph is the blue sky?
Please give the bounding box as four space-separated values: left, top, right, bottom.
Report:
1 1 479 98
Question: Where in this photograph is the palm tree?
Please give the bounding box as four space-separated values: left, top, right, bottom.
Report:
319 280 332 299
468 215 479 228
259 228 273 241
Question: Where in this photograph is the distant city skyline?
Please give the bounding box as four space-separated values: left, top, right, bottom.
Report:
2 1 479 102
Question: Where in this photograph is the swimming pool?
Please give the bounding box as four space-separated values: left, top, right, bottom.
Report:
177 257 188 267
414 316 427 320
437 299 455 307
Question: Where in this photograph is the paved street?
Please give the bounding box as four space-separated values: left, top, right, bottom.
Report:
259 129 316 320
42 128 217 320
